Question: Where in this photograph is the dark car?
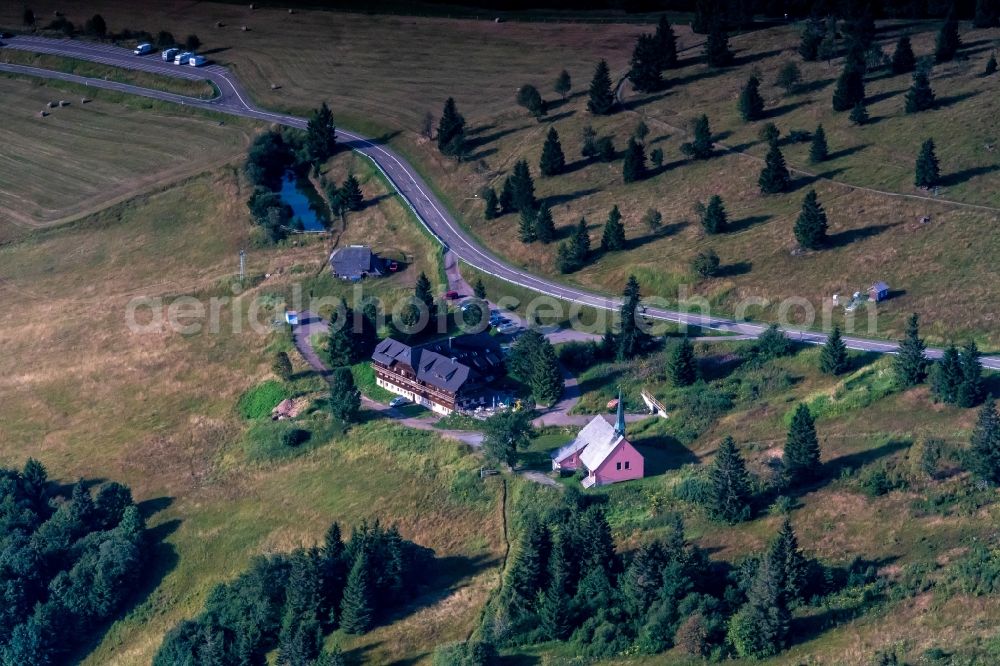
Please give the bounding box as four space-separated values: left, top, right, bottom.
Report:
445 290 460 300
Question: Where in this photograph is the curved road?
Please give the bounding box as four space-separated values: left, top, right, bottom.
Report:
2 35 997 370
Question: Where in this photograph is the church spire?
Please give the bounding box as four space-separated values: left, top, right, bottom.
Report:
615 388 625 437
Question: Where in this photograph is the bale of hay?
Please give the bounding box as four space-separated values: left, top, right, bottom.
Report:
288 8 294 13
46 101 55 108
241 25 249 31
80 97 90 104
249 3 255 8
38 110 48 117
215 21 223 27
59 100 68 107
270 83 279 90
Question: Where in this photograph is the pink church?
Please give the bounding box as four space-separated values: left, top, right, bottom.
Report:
551 398 644 488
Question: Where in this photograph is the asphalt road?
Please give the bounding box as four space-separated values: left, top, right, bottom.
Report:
3 35 997 371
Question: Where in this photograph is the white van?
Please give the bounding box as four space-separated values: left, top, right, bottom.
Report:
161 47 179 62
133 43 152 56
174 51 193 65
189 55 207 67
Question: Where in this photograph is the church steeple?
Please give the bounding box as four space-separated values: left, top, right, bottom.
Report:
615 388 625 437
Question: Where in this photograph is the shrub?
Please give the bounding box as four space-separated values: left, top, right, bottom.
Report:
237 380 292 419
281 428 311 447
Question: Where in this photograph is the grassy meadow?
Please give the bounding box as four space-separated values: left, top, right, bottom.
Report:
0 75 252 231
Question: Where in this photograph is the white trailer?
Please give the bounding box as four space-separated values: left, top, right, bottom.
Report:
161 47 179 62
133 43 152 55
174 51 193 65
188 55 207 67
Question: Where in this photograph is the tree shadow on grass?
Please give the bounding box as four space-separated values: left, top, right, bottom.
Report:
735 47 786 67
378 553 499 629
544 109 576 123
369 129 402 146
624 90 671 112
936 90 980 109
465 147 497 162
939 163 1000 187
792 168 848 191
826 143 870 160
466 124 529 151
764 99 811 119
729 214 772 233
544 187 601 208
826 222 898 248
717 260 753 277
794 77 836 95
670 66 728 88
865 88 906 105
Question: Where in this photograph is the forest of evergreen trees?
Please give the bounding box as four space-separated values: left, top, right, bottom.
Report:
155 520 433 665
0 460 149 664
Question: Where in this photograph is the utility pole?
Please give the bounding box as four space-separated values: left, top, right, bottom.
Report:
239 249 246 282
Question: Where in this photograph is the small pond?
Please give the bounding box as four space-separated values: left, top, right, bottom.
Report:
278 171 329 232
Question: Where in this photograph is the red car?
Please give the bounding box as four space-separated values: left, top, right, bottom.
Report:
388 261 399 272
445 290 460 300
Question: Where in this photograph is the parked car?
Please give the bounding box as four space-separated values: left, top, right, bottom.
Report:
497 322 520 335
444 290 460 300
387 261 399 272
389 396 409 408
188 54 207 67
133 42 153 55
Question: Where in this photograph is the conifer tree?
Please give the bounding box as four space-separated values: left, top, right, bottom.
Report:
935 6 962 63
968 399 1000 483
539 127 566 177
832 63 865 112
655 15 679 69
705 20 734 67
601 205 627 251
709 436 752 523
473 278 487 300
893 313 928 387
273 351 293 381
516 84 547 120
799 20 823 61
415 271 436 320
914 138 940 188
905 68 936 113
957 341 984 408
891 35 916 75
700 195 728 234
629 33 664 92
728 547 790 658
509 160 536 213
682 114 714 159
668 337 698 387
985 53 998 75
341 174 363 211
328 367 361 423
339 548 374 634
794 189 828 249
691 0 713 33
499 176 515 213
820 326 849 375
518 208 538 243
554 69 572 99
974 0 1000 28
738 74 765 122
784 404 821 484
436 97 466 158
558 218 591 272
758 141 791 194
775 60 801 95
617 275 649 360
587 60 615 115
809 124 829 163
770 518 809 604
305 102 338 166
482 186 499 220
279 550 323 664
691 248 721 278
535 203 556 243
621 540 668 618
508 519 551 605
327 305 356 367
537 534 571 640
531 342 564 406
931 344 963 404
622 137 647 183
849 100 870 125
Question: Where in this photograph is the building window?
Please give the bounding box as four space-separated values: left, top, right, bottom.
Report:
616 462 621 471
624 461 630 470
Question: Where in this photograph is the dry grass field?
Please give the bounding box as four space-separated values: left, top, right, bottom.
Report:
0 76 252 230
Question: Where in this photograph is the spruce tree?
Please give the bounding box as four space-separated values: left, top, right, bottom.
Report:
820 326 849 375
573 218 591 260
518 208 538 243
436 97 466 157
849 100 870 125
682 114 714 159
601 205 627 251
531 341 564 406
305 102 337 166
705 21 734 68
655 15 679 69
974 0 1000 28
728 549 790 658
809 124 829 163
794 189 828 250
957 341 984 408
770 518 809 604
580 125 598 159
617 275 650 360
558 219 590 273
327 306 356 367
935 7 962 63
537 534 571 640
668 337 698 387
784 404 821 484
891 35 916 75
832 63 865 112
508 519 551 604
516 84 547 120
709 436 752 523
535 203 556 243
539 127 566 177
473 278 487 300
273 351 293 381
692 248 721 278
509 160 536 213
554 69 572 99
328 367 361 422
775 61 801 95
931 344 963 404
905 69 936 113
629 33 664 93
341 174 363 211
893 313 928 388
986 53 998 76
339 548 374 634
499 176 515 213
738 74 765 122
758 141 791 194
622 137 647 183
968 399 1000 483
415 271 436 319
914 139 940 188
700 195 728 234
799 20 823 61
482 187 499 220
587 60 615 115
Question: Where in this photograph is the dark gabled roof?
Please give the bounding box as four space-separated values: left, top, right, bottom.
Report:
371 334 504 394
330 245 373 277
